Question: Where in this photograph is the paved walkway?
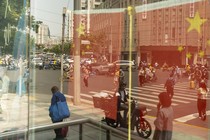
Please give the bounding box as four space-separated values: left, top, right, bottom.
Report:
0 93 209 140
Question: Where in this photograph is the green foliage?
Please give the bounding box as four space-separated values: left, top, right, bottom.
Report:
47 42 72 55
80 32 107 53
50 44 61 54
0 0 24 54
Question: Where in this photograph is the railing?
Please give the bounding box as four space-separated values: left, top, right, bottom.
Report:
0 118 142 140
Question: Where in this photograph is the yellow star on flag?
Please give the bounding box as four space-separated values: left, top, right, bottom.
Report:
207 39 210 46
76 24 85 37
86 45 90 50
81 50 85 56
186 11 207 34
186 52 192 59
177 46 184 52
198 50 205 58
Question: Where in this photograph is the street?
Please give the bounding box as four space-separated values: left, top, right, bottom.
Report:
0 67 209 139
32 68 210 129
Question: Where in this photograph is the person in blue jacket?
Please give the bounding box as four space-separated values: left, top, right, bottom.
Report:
50 86 67 140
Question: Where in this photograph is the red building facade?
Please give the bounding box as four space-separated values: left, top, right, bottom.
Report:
76 0 210 66
137 0 210 66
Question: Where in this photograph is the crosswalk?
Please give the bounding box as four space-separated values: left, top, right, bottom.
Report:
65 81 210 123
74 81 198 111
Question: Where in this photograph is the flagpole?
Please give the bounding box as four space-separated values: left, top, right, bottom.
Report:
73 0 81 105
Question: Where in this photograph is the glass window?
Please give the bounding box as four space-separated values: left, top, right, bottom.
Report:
1 1 209 140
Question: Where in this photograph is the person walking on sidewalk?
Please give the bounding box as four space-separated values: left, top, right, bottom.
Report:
153 92 173 140
197 80 208 121
164 74 175 98
49 86 68 140
83 66 90 87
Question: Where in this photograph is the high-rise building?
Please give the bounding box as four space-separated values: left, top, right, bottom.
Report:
67 0 103 43
81 0 103 9
67 10 74 41
36 23 50 46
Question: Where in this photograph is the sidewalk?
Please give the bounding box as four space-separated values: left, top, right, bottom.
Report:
0 93 209 140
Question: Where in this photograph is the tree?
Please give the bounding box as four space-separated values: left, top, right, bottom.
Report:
31 18 43 33
0 0 24 55
47 42 72 55
80 32 107 54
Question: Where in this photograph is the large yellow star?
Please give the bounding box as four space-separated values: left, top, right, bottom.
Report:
186 11 207 34
76 24 85 37
177 46 184 52
198 50 205 58
186 52 192 59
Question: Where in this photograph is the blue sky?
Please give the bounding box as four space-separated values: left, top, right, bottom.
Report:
31 0 73 38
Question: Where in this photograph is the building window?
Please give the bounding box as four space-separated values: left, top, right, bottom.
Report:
189 2 195 17
172 27 175 38
134 18 137 26
142 0 147 19
142 12 147 19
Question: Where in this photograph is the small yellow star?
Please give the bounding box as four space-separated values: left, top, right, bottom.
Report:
81 50 85 56
178 46 184 52
186 11 207 34
186 52 192 59
198 50 205 58
86 45 90 50
76 24 85 37
207 39 210 46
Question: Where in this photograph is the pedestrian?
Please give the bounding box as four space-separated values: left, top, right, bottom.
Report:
175 66 181 81
194 67 202 88
49 86 68 140
154 62 159 69
138 67 145 86
113 68 124 89
153 92 173 140
197 81 208 121
164 74 175 98
83 67 89 87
